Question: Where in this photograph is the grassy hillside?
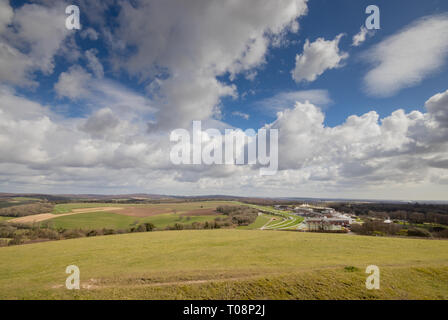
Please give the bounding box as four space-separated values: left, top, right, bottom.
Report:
0 230 447 299
238 214 276 229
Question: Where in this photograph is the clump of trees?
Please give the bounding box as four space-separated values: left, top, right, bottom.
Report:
0 221 156 247
351 221 448 239
163 206 259 231
351 221 403 236
216 206 259 226
164 218 234 231
0 202 54 217
332 203 448 225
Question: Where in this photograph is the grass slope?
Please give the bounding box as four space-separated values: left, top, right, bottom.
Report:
238 213 276 230
0 230 447 299
246 205 304 230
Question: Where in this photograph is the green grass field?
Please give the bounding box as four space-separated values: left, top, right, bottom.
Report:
0 229 447 299
49 211 224 230
245 204 304 230
238 213 276 229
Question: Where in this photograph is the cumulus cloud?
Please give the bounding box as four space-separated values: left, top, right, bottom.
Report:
363 14 448 97
292 34 348 83
425 88 448 129
1 84 448 199
54 65 155 117
0 42 34 87
0 1 72 86
0 86 165 172
113 0 309 130
55 66 92 100
0 0 13 34
266 89 448 194
85 49 104 78
80 108 123 140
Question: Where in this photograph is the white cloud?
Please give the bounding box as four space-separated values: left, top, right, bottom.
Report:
85 49 104 78
352 26 370 47
114 0 309 130
0 42 34 87
80 27 99 41
267 90 448 192
9 3 70 74
54 65 155 117
231 111 250 120
55 66 92 100
0 86 164 172
363 14 448 97
425 88 448 128
291 34 349 83
292 34 348 83
0 1 73 86
1 85 448 199
79 108 132 141
0 0 13 34
258 90 332 113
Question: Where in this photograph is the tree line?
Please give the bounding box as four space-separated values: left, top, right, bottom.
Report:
0 203 54 217
331 203 448 225
351 221 448 239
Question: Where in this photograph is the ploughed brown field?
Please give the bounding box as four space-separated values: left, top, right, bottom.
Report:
116 207 172 217
116 207 219 217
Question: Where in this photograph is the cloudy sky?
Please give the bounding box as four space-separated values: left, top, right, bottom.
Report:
1 0 448 200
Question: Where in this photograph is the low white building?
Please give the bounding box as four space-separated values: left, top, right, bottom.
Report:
322 208 336 215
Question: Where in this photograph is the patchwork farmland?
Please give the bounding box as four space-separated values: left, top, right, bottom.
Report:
1 197 447 300
8 201 243 230
5 200 304 231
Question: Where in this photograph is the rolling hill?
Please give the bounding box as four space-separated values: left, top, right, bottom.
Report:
0 229 447 299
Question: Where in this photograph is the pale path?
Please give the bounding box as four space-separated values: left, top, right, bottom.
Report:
8 207 124 224
52 275 269 290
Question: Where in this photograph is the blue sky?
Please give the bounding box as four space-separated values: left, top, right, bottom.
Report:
222 0 448 128
1 0 448 200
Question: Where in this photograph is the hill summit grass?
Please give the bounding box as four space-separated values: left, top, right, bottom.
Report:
0 229 447 300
